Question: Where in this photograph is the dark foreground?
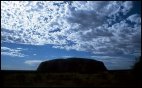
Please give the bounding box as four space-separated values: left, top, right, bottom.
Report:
1 70 142 87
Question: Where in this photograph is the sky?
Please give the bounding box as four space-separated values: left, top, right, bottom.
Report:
1 1 141 70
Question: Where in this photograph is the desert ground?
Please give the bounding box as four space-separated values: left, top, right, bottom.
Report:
1 70 142 87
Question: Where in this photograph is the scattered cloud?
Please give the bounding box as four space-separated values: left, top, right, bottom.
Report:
1 46 27 57
1 1 141 56
121 1 133 15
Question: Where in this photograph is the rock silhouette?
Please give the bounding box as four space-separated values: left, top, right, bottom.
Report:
133 56 142 79
37 57 107 73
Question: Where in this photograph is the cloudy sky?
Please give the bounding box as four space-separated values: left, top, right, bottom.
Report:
1 1 141 70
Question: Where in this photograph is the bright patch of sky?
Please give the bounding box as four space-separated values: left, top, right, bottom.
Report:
1 1 141 70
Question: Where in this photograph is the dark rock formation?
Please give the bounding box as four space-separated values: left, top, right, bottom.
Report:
37 57 107 73
132 56 142 79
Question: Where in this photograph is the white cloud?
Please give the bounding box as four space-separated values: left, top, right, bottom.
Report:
121 1 133 15
127 14 141 23
61 56 73 58
1 1 140 56
71 1 122 17
1 47 27 57
24 60 43 66
33 54 37 56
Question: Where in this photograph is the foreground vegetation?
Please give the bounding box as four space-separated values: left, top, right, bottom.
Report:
1 70 142 87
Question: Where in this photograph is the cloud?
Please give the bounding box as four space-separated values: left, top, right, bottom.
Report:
1 46 27 57
24 60 43 66
61 56 73 58
1 1 141 56
121 1 133 15
127 14 141 23
33 54 37 56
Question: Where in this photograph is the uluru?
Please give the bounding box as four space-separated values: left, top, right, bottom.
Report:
37 57 107 73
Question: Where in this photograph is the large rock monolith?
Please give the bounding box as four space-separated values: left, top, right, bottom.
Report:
37 57 107 73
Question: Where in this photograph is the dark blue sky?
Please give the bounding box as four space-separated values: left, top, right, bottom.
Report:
1 1 141 70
